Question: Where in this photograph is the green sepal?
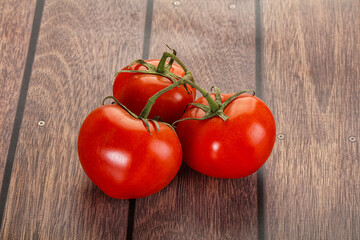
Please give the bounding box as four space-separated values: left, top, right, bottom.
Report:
167 72 181 82
126 59 142 69
217 111 229 121
135 59 157 70
150 120 160 132
188 103 211 112
183 84 191 95
102 96 139 119
221 90 255 109
172 102 220 126
140 118 152 135
162 122 176 133
172 111 219 126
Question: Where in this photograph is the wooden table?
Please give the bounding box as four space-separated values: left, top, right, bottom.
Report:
1 0 359 239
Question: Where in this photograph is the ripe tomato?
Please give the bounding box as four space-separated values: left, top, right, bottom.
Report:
77 104 182 199
113 60 196 124
176 93 276 178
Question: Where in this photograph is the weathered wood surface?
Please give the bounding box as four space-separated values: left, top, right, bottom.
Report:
0 1 146 239
0 0 37 192
262 0 360 239
0 0 358 239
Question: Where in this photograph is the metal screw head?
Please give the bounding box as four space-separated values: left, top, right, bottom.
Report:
349 136 357 142
277 133 285 140
173 1 181 6
38 120 45 126
229 4 236 9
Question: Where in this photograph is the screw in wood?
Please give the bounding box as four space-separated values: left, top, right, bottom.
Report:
229 4 236 9
348 136 357 142
38 120 45 126
277 133 285 140
173 1 181 6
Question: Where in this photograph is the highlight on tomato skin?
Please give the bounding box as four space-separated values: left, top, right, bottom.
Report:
175 93 276 179
77 104 183 199
113 59 196 124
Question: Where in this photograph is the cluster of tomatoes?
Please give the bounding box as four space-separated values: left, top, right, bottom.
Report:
77 49 276 199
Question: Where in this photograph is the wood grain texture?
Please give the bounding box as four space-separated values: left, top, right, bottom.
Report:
133 0 258 239
263 0 360 238
0 1 146 239
0 0 37 189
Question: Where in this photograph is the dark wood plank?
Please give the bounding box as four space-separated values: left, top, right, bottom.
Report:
0 1 147 239
133 0 258 239
263 0 360 238
0 0 37 189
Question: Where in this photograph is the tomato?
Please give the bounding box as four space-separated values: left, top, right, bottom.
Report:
77 104 182 199
176 93 276 178
113 60 196 124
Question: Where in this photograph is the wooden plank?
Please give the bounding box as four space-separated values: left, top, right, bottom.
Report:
133 0 258 239
0 1 147 239
0 0 37 189
263 0 360 238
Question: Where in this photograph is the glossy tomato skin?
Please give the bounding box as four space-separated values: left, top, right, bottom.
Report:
77 104 182 199
176 93 276 178
113 60 196 124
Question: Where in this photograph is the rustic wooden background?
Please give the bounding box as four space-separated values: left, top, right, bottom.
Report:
0 0 359 239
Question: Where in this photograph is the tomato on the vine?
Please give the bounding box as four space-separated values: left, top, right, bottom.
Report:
77 103 182 199
176 93 276 178
78 46 276 201
113 59 196 124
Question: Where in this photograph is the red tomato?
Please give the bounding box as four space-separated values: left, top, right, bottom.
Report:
113 60 196 124
176 93 276 178
77 104 182 199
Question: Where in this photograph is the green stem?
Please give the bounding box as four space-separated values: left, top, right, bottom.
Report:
139 78 219 118
184 80 218 112
156 52 189 73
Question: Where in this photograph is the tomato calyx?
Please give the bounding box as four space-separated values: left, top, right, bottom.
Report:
102 96 175 135
173 87 255 125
